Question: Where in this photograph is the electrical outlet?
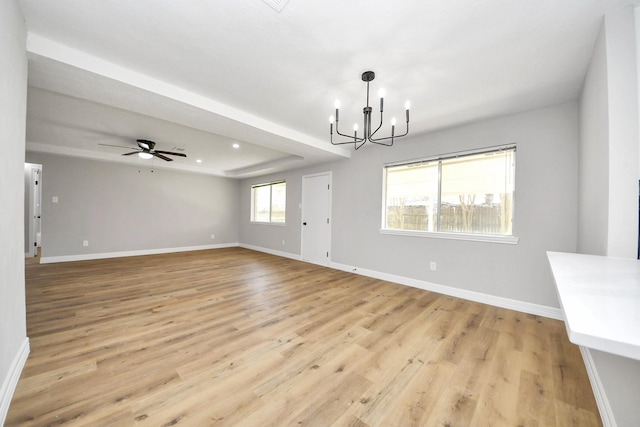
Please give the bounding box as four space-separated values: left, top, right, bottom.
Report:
83 240 89 247
430 261 436 271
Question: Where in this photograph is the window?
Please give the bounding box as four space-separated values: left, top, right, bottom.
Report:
251 181 286 223
383 146 515 237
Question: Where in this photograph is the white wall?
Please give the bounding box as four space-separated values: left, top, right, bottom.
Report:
239 169 305 256
579 5 639 258
0 0 29 423
604 5 640 258
25 152 241 259
578 23 610 256
240 101 580 311
578 6 640 427
588 349 640 427
637 6 640 179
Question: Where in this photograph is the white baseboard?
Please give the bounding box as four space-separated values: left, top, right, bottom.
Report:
330 261 563 320
0 338 30 425
580 347 616 427
237 244 562 320
39 243 240 264
238 243 302 261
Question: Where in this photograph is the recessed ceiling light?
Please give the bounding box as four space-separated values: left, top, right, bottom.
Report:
232 143 240 149
196 159 202 163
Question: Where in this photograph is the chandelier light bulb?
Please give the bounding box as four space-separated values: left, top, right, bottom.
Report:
405 100 411 110
334 99 341 109
353 123 359 132
378 88 386 98
329 115 334 124
391 117 397 126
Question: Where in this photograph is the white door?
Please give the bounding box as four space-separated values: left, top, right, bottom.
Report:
301 172 331 266
33 167 42 247
24 163 43 258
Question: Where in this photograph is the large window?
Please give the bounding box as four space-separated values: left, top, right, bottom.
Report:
251 181 286 223
383 146 515 237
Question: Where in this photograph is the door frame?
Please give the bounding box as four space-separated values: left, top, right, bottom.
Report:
301 171 332 266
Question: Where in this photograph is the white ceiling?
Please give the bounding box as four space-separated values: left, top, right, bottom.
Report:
19 0 639 178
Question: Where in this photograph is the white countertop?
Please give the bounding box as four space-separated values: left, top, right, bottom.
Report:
547 251 640 361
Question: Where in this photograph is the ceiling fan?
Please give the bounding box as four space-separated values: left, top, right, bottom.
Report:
99 139 187 161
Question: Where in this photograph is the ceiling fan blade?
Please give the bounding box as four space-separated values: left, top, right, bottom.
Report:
155 150 187 157
122 151 141 156
153 153 173 161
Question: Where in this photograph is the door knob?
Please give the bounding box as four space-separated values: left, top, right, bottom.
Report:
303 222 307 225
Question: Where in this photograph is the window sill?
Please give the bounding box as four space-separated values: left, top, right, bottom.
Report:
379 229 519 244
250 221 286 226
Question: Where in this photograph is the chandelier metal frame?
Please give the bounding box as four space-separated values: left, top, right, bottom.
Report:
330 71 410 150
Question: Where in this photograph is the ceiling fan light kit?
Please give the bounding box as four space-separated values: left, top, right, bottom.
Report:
99 139 187 162
330 71 410 150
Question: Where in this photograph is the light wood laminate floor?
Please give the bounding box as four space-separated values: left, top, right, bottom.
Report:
7 248 601 426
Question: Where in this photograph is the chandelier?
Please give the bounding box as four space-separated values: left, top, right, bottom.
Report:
329 71 410 150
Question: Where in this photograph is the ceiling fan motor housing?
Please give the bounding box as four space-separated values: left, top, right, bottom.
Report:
137 139 155 150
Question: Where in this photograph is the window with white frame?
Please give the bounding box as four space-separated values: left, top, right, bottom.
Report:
251 181 286 223
383 146 515 236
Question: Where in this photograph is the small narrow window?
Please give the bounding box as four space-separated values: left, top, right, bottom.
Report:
384 146 515 236
251 181 286 224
